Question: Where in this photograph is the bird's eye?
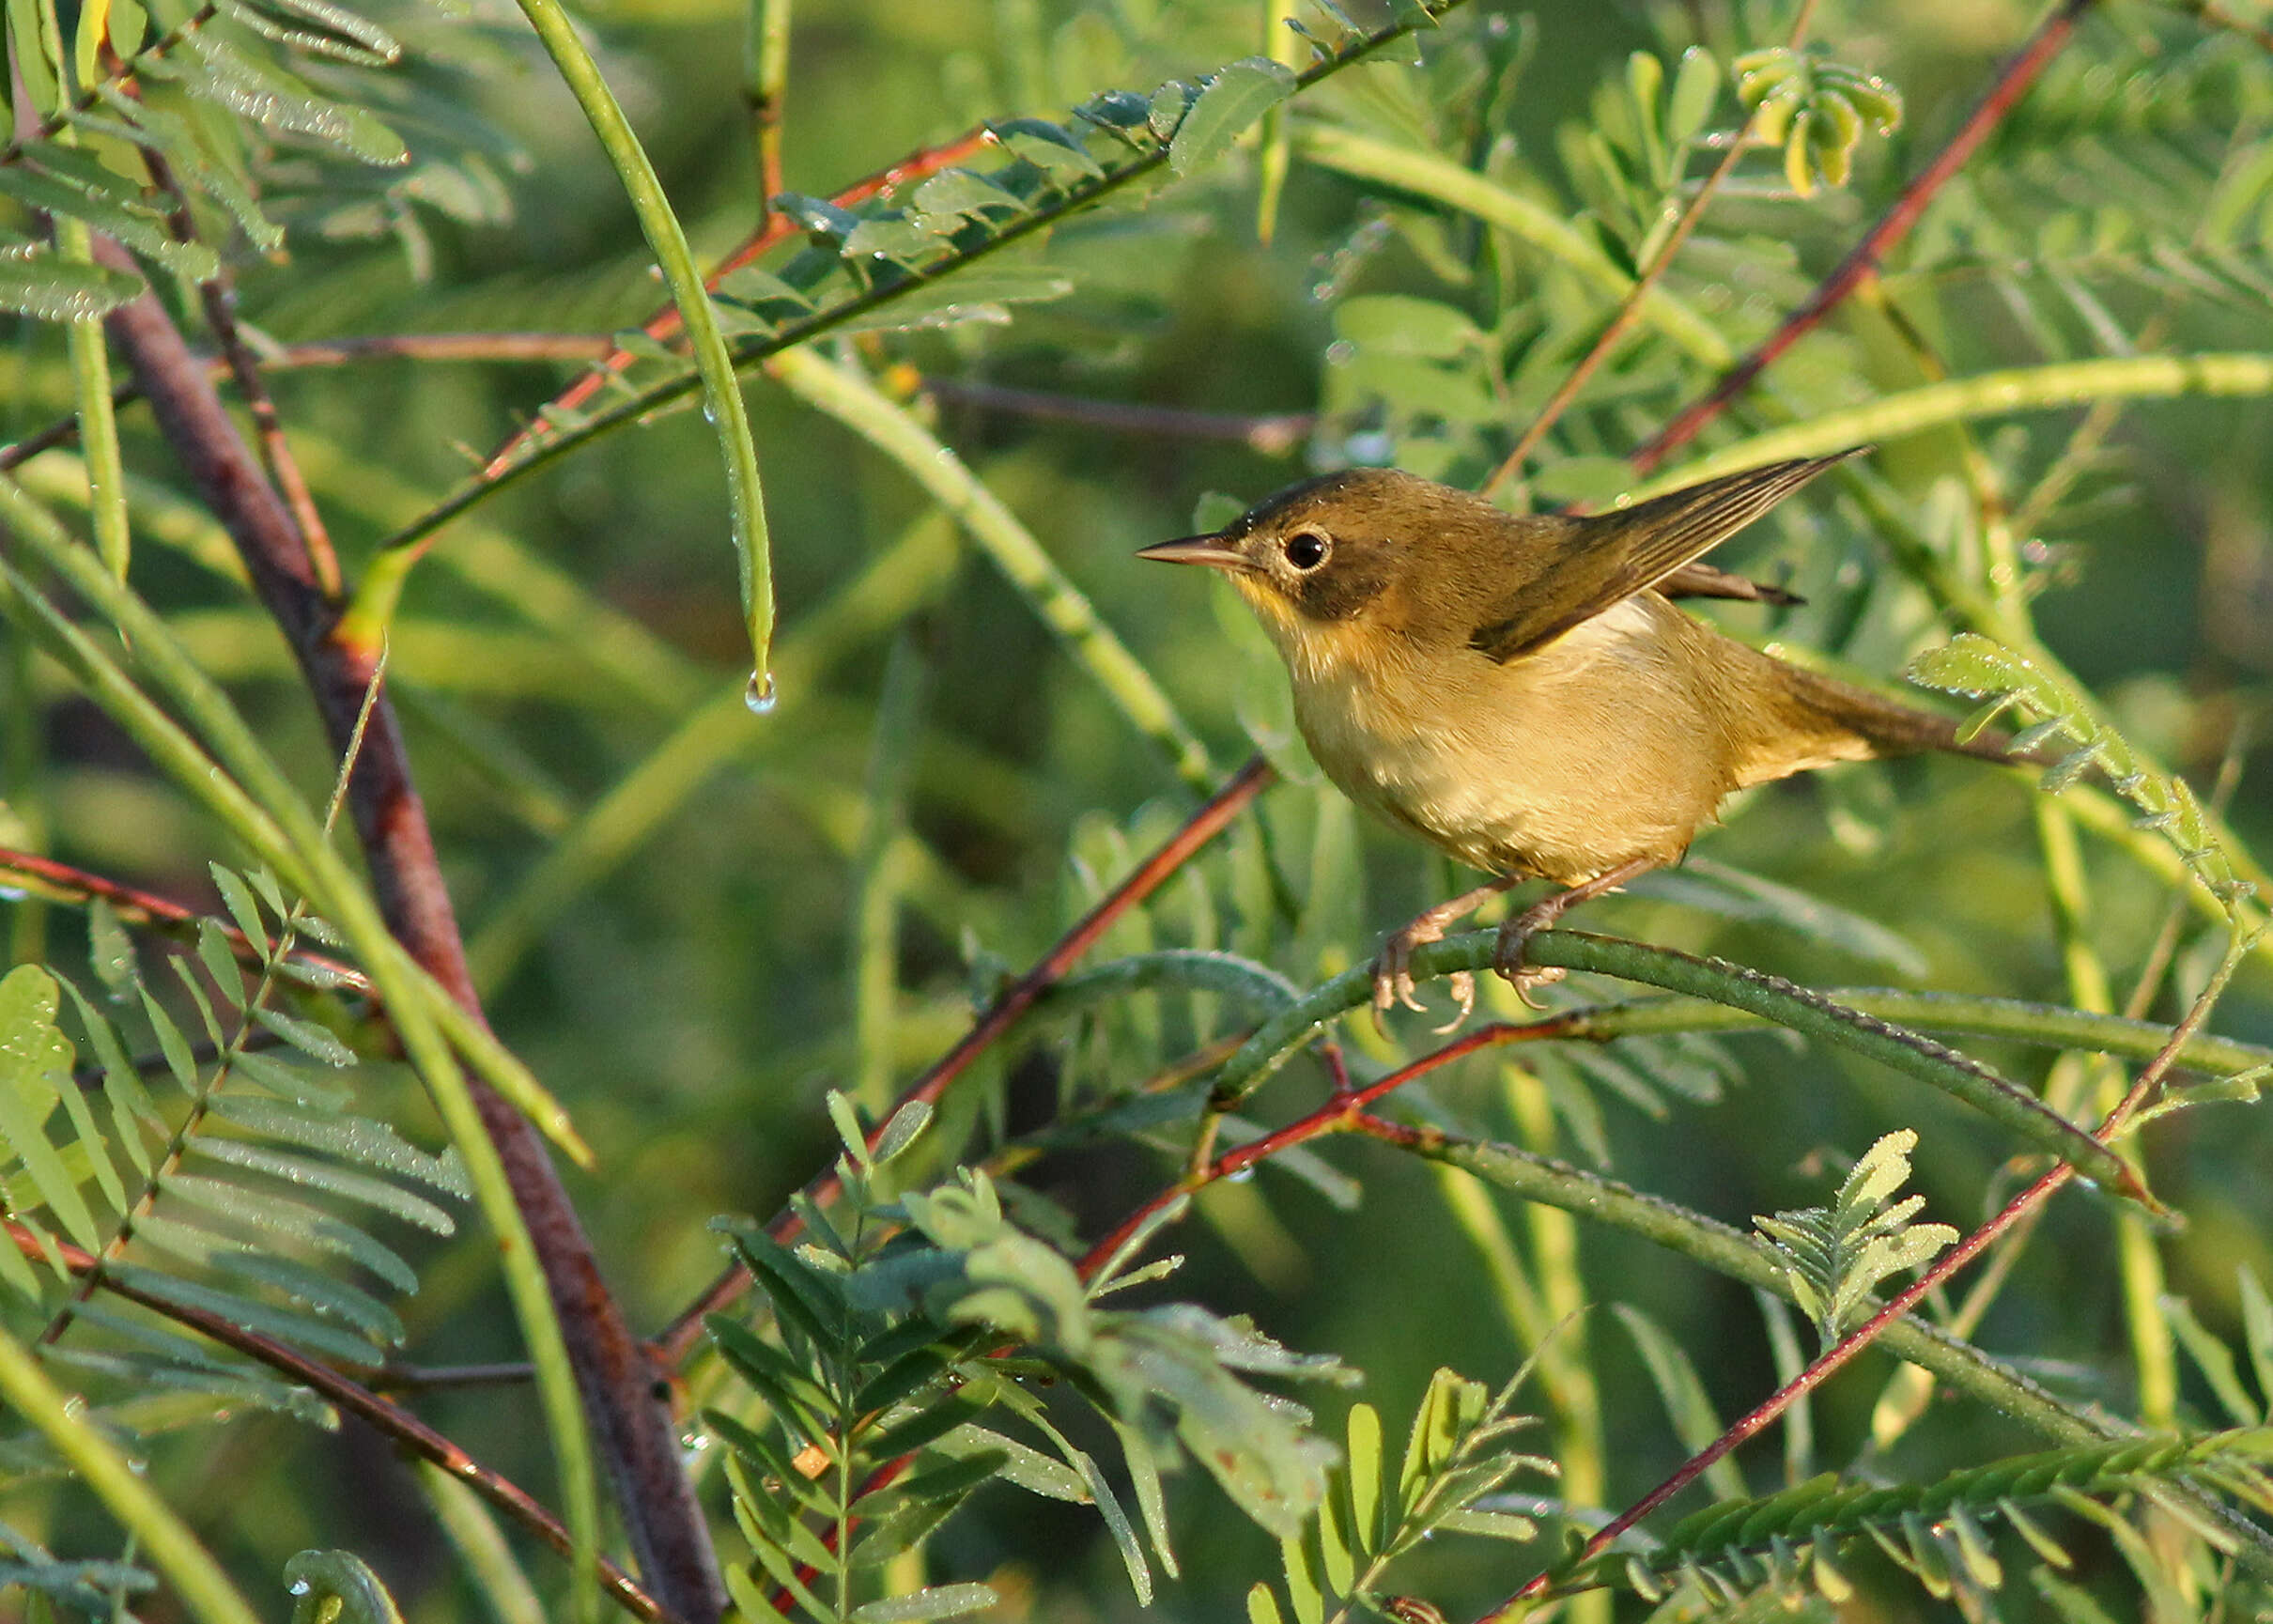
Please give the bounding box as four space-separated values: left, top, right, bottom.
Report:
1283 530 1330 571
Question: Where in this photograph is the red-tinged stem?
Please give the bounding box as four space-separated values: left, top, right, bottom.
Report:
1477 929 2221 1620
653 752 1279 1363
1631 0 2097 473
480 127 995 478
1077 1016 1581 1280
0 843 369 994
4 1220 674 1624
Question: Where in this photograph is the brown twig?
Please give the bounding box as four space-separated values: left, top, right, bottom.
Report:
89 237 728 1622
195 278 342 598
654 752 1277 1363
4 1218 674 1624
1631 0 2098 472
133 139 342 598
1477 935 2236 1618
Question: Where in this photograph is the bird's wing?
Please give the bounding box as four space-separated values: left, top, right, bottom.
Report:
1468 449 1862 663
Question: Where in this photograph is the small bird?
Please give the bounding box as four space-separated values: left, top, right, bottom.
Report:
1138 450 2023 1025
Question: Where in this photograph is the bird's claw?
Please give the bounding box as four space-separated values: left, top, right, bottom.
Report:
1372 921 1458 1029
1492 917 1568 1011
1431 971 1477 1034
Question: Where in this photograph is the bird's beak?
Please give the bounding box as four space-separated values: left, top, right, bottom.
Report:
1136 533 1251 571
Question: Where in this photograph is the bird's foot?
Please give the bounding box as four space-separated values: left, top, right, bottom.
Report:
1492 905 1569 1011
1370 878 1523 1033
1372 918 1477 1031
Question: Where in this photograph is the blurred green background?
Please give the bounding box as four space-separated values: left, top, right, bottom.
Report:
8 0 2273 1616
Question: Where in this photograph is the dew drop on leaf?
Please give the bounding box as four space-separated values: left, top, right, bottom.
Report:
746 672 780 715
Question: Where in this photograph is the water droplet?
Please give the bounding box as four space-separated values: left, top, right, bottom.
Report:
746 672 780 715
1228 1166 1256 1183
290 1581 311 1596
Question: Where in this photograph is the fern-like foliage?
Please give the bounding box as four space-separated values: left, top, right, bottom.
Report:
1245 1366 1553 1624
1753 1128 1957 1350
0 866 465 1475
705 1092 1359 1624
0 0 530 317
499 0 1463 460
1910 632 2258 920
1553 1430 2273 1609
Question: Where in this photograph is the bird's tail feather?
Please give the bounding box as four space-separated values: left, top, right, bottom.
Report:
1771 665 2055 768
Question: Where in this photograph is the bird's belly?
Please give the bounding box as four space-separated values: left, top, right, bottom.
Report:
1290 627 1726 885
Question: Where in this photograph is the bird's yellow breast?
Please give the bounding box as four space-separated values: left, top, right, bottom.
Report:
1264 594 1746 885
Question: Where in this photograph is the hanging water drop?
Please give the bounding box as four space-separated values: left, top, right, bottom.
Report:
746 672 780 715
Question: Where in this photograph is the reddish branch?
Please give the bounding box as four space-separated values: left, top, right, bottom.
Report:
0 844 370 994
1477 956 2211 1618
1076 1018 1562 1278
89 240 728 1622
4 1218 673 1624
1630 0 2097 472
655 752 1277 1363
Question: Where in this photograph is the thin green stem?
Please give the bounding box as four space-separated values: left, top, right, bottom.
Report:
1627 352 2273 501
1210 929 2151 1203
470 0 776 685
1254 0 1302 244
746 0 791 210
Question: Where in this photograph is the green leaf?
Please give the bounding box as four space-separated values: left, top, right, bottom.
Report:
0 244 143 321
830 268 1076 334
0 967 101 1253
251 1007 355 1067
165 1174 417 1293
202 1096 457 1191
931 1423 1089 1503
827 1089 873 1169
993 118 1104 180
1247 1583 1286 1624
1345 1401 1383 1553
209 865 274 955
1169 57 1297 177
874 1099 933 1163
1333 294 1484 359
163 35 408 165
909 168 1025 220
1668 46 1721 147
189 1138 457 1233
285 1549 405 1624
110 1264 385 1365
847 1582 999 1622
85 899 138 995
1111 1418 1180 1578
